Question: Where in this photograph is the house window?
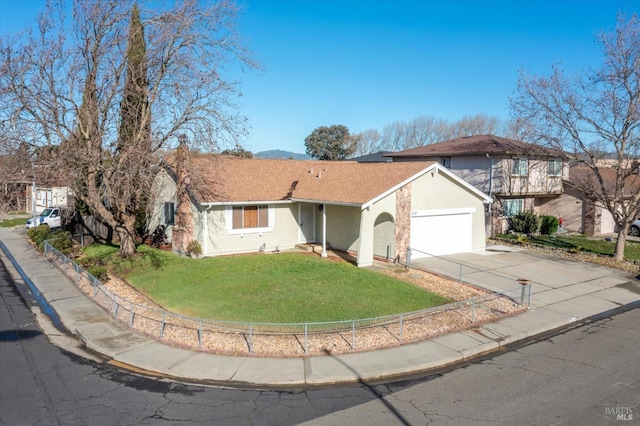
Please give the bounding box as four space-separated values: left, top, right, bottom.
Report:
441 157 451 168
512 158 528 176
548 159 562 176
232 205 269 229
503 199 524 217
163 202 175 225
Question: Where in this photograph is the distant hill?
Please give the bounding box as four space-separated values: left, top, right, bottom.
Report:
255 150 310 160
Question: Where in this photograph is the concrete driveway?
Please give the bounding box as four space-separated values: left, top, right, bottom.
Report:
410 247 639 310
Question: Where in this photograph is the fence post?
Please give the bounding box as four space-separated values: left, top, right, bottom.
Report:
160 312 166 338
399 314 403 341
351 321 356 349
113 294 118 316
406 247 412 269
472 298 476 323
527 283 532 307
129 301 134 326
198 320 202 348
248 323 253 353
518 279 531 306
304 323 308 354
459 263 463 283
93 274 99 297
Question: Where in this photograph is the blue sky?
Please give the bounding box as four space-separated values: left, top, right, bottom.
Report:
1 1 637 154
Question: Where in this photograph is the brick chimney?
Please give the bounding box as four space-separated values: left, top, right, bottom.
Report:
172 134 194 255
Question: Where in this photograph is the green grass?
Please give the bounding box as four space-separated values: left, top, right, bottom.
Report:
0 216 29 228
494 234 640 261
83 245 451 323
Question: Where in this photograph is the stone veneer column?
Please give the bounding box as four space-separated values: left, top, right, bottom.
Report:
395 183 411 264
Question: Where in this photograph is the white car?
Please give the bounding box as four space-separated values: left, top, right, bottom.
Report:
629 219 640 237
25 208 62 229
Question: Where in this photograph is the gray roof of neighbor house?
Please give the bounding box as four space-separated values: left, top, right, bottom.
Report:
163 154 442 206
387 134 564 158
349 151 393 163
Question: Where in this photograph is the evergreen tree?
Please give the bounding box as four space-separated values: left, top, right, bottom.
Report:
118 4 150 152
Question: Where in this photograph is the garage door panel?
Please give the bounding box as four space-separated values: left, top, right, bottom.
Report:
410 213 471 259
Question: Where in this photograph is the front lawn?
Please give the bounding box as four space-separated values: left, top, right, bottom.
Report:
0 216 29 228
494 234 640 261
83 245 451 323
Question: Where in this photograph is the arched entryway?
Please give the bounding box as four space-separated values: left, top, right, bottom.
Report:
373 213 395 260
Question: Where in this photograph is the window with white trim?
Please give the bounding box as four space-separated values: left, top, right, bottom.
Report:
548 159 562 176
512 158 529 176
503 199 524 217
233 205 269 229
225 205 275 233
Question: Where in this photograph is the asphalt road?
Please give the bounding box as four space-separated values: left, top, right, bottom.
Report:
1 257 638 426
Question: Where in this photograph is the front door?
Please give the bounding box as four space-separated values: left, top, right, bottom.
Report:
298 204 315 243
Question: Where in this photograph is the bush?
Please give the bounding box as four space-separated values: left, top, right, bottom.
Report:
149 225 167 248
511 211 541 234
540 215 560 235
187 240 202 258
87 265 109 282
48 231 73 253
27 225 73 253
27 224 52 249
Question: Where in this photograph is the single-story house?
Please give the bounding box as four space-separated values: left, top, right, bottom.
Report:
149 146 492 267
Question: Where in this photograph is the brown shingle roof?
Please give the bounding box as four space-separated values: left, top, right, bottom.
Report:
569 166 640 198
165 154 435 205
388 134 562 158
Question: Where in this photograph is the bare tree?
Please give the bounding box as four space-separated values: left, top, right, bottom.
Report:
511 13 640 260
449 114 504 138
377 114 504 151
404 115 451 148
0 0 257 256
352 128 384 156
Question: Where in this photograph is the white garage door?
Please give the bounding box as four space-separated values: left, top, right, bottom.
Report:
410 209 473 259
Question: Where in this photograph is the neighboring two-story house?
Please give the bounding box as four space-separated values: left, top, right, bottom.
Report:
387 135 567 235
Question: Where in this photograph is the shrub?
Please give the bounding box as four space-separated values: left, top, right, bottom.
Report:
48 231 73 253
28 225 52 250
540 215 560 235
27 225 73 253
187 240 202 258
511 211 541 234
87 265 109 282
149 225 167 248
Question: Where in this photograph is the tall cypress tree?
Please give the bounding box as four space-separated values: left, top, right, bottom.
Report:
113 4 151 257
118 4 149 151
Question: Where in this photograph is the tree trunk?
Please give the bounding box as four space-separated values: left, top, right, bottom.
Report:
613 229 627 261
116 219 137 258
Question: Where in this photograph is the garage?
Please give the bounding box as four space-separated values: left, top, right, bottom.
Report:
410 208 474 259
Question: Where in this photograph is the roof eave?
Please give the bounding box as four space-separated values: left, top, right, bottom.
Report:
290 198 362 208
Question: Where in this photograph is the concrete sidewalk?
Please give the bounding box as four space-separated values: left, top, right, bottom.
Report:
1 226 639 389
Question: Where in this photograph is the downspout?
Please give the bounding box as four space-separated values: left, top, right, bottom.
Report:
321 203 327 257
203 207 208 256
487 153 494 237
486 153 494 197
